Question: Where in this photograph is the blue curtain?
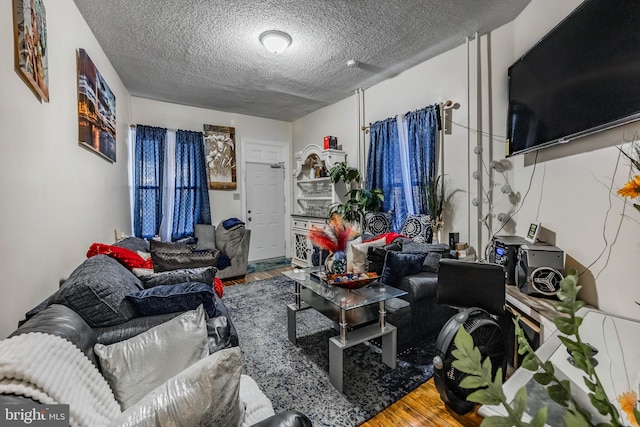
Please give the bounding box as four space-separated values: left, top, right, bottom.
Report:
365 117 406 231
133 125 166 239
172 130 211 240
405 105 438 215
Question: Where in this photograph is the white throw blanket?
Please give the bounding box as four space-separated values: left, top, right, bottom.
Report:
0 332 121 427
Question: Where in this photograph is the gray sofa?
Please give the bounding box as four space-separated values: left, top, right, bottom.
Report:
368 240 458 352
0 239 309 427
193 221 251 280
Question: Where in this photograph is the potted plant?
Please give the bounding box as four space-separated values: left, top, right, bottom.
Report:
328 162 384 226
426 175 448 241
451 271 640 427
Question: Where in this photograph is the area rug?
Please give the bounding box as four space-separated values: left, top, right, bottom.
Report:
222 276 435 426
246 257 292 274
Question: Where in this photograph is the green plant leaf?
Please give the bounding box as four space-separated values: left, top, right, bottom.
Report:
512 387 527 415
521 353 540 371
467 388 501 405
561 410 590 427
533 372 554 386
547 383 570 406
558 336 580 353
555 317 577 335
480 416 519 427
529 406 548 427
588 393 611 415
459 375 488 389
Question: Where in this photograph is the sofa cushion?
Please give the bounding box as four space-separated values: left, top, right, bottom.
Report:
127 282 218 317
402 242 452 272
149 239 193 254
111 347 243 427
366 240 405 275
401 214 433 243
113 236 150 253
151 250 220 272
194 224 217 250
138 266 216 288
351 236 387 274
51 255 141 328
380 251 427 289
94 305 209 410
216 223 246 257
363 211 393 236
400 271 439 302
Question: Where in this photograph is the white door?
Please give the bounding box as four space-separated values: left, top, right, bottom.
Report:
245 162 285 261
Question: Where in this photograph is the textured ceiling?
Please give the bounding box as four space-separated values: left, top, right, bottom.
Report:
73 0 530 122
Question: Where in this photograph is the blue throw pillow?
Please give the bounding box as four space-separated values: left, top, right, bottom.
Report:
222 218 245 230
127 283 217 317
380 251 427 289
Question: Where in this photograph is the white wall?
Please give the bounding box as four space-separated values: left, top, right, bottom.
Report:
292 0 640 321
130 97 291 226
0 0 132 337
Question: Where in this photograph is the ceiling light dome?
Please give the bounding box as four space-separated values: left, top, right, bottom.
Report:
259 30 292 54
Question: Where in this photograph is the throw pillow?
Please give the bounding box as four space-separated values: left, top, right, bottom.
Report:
52 255 141 327
216 223 246 256
138 266 217 289
217 252 232 270
380 251 427 288
363 211 393 236
86 243 153 270
351 236 387 274
345 237 362 273
194 224 217 251
94 305 209 410
151 249 220 273
149 239 193 254
366 240 404 275
126 282 218 317
110 347 243 427
113 236 150 253
402 242 452 272
401 214 433 243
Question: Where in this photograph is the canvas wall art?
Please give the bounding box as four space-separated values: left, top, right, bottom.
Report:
77 48 116 162
204 125 237 189
13 0 49 102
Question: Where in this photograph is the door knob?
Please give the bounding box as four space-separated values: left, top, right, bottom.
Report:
248 217 252 221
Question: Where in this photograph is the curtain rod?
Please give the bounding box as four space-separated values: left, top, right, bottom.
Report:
129 124 191 133
360 100 454 134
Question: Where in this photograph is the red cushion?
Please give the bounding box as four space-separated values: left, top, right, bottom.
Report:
213 277 224 298
87 243 153 270
364 232 407 245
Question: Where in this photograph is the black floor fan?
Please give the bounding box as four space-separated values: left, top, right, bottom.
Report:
432 259 509 415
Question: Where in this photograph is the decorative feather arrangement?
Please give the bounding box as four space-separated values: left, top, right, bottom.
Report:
307 213 359 253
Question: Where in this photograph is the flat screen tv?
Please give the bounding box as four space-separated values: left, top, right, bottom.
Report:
506 0 640 157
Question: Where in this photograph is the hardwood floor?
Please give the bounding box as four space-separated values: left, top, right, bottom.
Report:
222 267 484 427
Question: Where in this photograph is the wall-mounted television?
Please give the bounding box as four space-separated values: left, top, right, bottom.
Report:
506 0 640 157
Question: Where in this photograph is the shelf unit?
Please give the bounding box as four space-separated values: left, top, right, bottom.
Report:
291 144 347 267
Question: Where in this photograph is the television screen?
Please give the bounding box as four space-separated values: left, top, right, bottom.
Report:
507 0 640 157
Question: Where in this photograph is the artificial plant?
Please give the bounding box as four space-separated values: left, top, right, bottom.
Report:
451 270 640 427
426 174 448 231
328 162 383 226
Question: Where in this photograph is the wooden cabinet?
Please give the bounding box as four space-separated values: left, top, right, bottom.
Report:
290 145 346 267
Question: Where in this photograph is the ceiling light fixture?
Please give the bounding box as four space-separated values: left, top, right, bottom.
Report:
259 30 292 54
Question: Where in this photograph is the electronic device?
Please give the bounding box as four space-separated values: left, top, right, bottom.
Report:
515 244 564 297
506 0 640 157
525 222 541 243
448 232 459 248
489 235 527 285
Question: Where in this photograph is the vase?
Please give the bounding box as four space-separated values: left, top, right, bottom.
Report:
326 251 347 275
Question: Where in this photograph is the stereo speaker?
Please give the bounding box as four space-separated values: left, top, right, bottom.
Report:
515 244 564 297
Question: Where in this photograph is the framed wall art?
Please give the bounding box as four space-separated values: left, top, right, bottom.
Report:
13 0 49 102
77 48 116 162
204 125 237 189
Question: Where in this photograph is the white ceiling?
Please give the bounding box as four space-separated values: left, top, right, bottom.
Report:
73 0 530 122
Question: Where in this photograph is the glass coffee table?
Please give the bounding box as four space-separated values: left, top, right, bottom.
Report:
283 268 407 392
